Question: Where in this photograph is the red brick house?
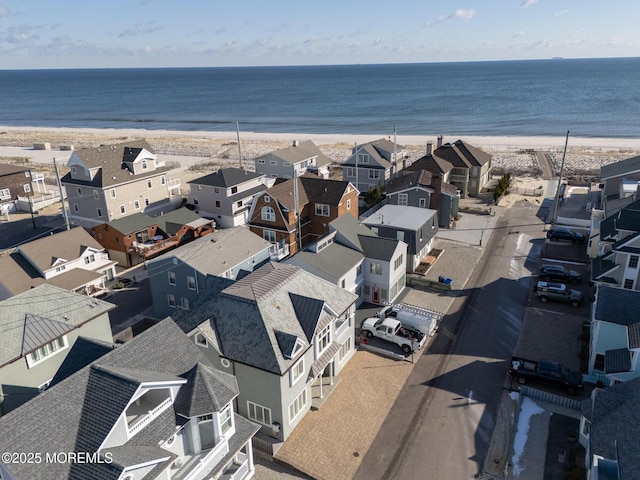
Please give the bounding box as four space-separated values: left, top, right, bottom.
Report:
247 175 359 258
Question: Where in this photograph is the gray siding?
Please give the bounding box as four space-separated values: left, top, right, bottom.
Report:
149 258 208 319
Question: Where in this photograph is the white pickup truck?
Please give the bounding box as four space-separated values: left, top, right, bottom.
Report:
361 317 426 353
378 303 440 336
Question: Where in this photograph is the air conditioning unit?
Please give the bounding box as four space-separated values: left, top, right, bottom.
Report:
271 422 281 434
173 458 183 468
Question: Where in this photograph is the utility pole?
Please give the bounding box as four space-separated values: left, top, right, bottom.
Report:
53 157 70 230
551 131 570 224
236 121 243 169
25 171 36 229
292 170 302 252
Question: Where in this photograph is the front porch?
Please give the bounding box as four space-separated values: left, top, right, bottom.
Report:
311 375 341 410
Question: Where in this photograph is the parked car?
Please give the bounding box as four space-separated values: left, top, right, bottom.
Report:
508 357 583 395
534 281 583 307
538 264 581 284
546 226 585 244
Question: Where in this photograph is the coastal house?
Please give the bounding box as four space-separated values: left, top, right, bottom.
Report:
341 138 407 194
284 214 407 306
0 226 118 300
247 175 359 258
0 163 40 215
407 137 492 198
579 378 640 479
147 226 272 319
0 318 260 480
92 207 213 268
384 168 460 228
255 140 332 180
62 139 182 228
0 284 114 415
591 200 640 290
187 167 275 228
588 284 640 386
598 154 640 216
362 204 438 274
174 262 358 448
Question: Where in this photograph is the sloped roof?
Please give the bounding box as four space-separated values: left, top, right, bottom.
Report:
591 254 618 281
358 235 403 261
629 322 640 349
600 154 640 181
406 153 454 176
285 242 364 280
256 140 332 167
290 292 325 342
0 163 29 176
174 362 238 417
102 207 207 236
61 139 172 189
49 336 115 387
174 262 357 375
595 285 640 326
434 139 492 168
148 226 270 276
329 213 378 252
589 378 640 479
0 319 259 480
604 348 632 374
265 175 352 212
188 167 264 187
385 170 434 195
0 284 114 367
342 140 393 169
16 227 105 273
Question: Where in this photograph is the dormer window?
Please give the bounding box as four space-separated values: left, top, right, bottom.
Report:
27 336 67 368
291 338 305 358
142 160 148 170
264 196 270 203
358 153 369 164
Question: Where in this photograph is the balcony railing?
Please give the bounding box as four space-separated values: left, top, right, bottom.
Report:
269 242 290 261
219 453 250 480
128 396 172 436
182 439 230 480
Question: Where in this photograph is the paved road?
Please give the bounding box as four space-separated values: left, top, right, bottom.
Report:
354 201 545 480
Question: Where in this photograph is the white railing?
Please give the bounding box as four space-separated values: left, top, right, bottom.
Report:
183 439 229 480
228 455 249 480
167 178 181 190
269 242 290 260
128 397 172 435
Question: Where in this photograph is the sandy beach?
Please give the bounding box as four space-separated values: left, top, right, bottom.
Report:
1 125 640 178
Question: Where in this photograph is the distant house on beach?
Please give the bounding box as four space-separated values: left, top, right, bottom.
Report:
255 140 332 180
341 138 407 194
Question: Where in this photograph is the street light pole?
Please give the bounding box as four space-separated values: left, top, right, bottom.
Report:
551 130 570 224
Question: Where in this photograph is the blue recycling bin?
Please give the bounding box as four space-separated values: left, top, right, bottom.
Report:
439 275 453 285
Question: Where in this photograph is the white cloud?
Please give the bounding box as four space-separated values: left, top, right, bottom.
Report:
519 0 538 8
0 4 8 17
554 9 569 16
427 8 475 27
513 31 525 38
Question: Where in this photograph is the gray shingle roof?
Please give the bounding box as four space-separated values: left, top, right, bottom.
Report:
188 167 264 188
342 139 399 169
176 262 357 375
604 348 632 374
0 163 29 176
591 254 618 281
174 362 238 417
285 242 364 280
265 175 352 212
147 226 271 276
329 214 377 252
629 322 640 349
600 154 640 181
384 170 434 195
589 378 640 479
0 284 115 367
0 319 257 480
49 336 115 387
16 226 105 273
595 285 640 326
357 235 402 261
256 140 332 167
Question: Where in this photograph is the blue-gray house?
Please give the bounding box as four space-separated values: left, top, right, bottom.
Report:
148 226 271 319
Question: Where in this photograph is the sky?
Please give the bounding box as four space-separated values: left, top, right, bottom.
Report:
1 1 639 69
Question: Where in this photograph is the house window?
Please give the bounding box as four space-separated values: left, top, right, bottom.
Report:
0 188 10 200
76 187 82 196
195 333 208 347
290 357 305 386
347 199 351 210
289 389 307 423
316 324 331 356
93 190 99 200
594 354 605 371
338 339 351 362
629 255 639 269
315 204 330 216
84 254 95 264
582 419 591 436
110 189 116 198
270 160 277 165
55 265 66 272
370 262 382 275
147 179 152 189
168 271 176 285
28 336 67 367
356 264 362 276
261 206 276 221
194 198 199 205
180 297 190 310
419 198 427 208
71 166 76 174
398 193 408 206
341 279 346 288
346 167 355 177
368 170 380 180
397 231 404 242
73 204 79 213
263 230 276 243
264 196 270 203
119 205 125 214
219 404 233 435
247 401 272 426
215 200 221 208
134 200 140 210
96 208 103 217
187 275 196 290
167 294 176 308
23 184 31 193
144 198 150 206
237 200 243 207
282 161 291 166
394 254 404 271
161 176 165 185
231 186 238 194
358 153 368 164
624 279 634 289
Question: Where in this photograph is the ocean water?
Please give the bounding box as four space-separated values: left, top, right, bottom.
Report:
0 57 639 138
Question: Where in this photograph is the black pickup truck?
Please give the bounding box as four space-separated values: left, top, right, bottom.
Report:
508 357 583 396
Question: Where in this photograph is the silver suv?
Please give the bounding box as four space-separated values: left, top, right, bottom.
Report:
534 281 583 308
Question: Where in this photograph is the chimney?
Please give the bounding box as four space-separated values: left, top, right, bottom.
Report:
426 142 433 155
437 135 443 148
